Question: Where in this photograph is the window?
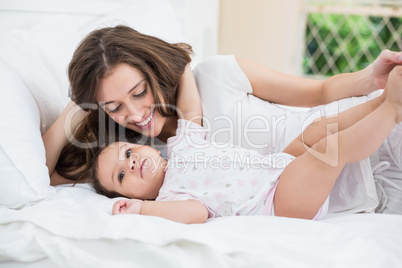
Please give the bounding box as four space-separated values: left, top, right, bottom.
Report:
304 0 402 77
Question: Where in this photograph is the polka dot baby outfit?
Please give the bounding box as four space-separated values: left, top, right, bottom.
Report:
156 119 295 219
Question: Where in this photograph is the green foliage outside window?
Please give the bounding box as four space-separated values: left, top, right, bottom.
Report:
304 13 402 76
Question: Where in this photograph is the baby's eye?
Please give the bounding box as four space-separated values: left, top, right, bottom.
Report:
118 171 125 182
126 149 131 158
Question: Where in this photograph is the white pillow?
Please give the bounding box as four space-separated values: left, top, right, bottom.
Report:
0 15 80 134
0 16 80 208
0 61 56 208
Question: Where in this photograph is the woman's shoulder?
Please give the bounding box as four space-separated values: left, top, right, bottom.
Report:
192 54 251 94
193 54 236 73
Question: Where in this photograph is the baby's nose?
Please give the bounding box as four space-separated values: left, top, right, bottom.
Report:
129 159 136 172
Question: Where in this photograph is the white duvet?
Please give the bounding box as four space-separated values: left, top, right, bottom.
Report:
1 184 402 267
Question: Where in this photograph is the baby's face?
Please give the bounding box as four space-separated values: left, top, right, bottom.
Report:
97 141 167 199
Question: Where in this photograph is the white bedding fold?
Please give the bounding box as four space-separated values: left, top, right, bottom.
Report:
1 184 402 267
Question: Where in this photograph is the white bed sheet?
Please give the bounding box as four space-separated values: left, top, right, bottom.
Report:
1 183 402 267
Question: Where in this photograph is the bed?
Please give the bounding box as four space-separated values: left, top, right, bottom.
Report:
0 1 402 267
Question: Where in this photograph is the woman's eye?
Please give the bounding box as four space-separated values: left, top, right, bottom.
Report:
108 105 121 113
126 149 131 158
133 85 148 98
118 171 124 182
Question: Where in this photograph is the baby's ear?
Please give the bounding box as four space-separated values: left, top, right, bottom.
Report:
157 150 161 155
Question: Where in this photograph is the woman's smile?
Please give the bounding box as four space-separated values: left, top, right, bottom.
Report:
132 109 155 129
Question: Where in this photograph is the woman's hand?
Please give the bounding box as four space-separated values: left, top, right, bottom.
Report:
369 49 402 90
176 64 202 125
63 101 89 141
42 100 89 182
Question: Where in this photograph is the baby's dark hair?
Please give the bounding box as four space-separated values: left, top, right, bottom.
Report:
55 109 140 183
88 145 126 199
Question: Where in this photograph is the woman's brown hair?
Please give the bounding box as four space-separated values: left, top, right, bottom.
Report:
69 25 192 116
56 25 192 182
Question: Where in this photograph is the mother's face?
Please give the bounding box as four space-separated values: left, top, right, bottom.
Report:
96 63 167 138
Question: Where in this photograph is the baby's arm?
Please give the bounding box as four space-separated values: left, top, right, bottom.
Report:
176 64 202 125
112 199 208 224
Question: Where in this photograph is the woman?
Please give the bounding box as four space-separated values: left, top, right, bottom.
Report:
91 64 402 223
44 25 402 214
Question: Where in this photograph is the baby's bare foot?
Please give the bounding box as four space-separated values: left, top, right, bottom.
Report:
385 66 402 122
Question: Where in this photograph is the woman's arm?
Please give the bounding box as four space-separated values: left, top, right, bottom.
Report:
175 64 203 125
112 198 209 224
237 49 402 107
42 101 87 185
49 171 77 186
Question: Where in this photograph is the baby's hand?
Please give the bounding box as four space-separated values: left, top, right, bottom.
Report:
112 199 143 215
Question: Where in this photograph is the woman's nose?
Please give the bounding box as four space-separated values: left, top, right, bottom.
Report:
126 103 145 122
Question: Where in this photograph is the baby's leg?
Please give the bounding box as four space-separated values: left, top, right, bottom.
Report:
284 94 385 157
274 66 402 219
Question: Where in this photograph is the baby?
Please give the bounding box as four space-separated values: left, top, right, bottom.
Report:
93 119 302 223
91 66 402 224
